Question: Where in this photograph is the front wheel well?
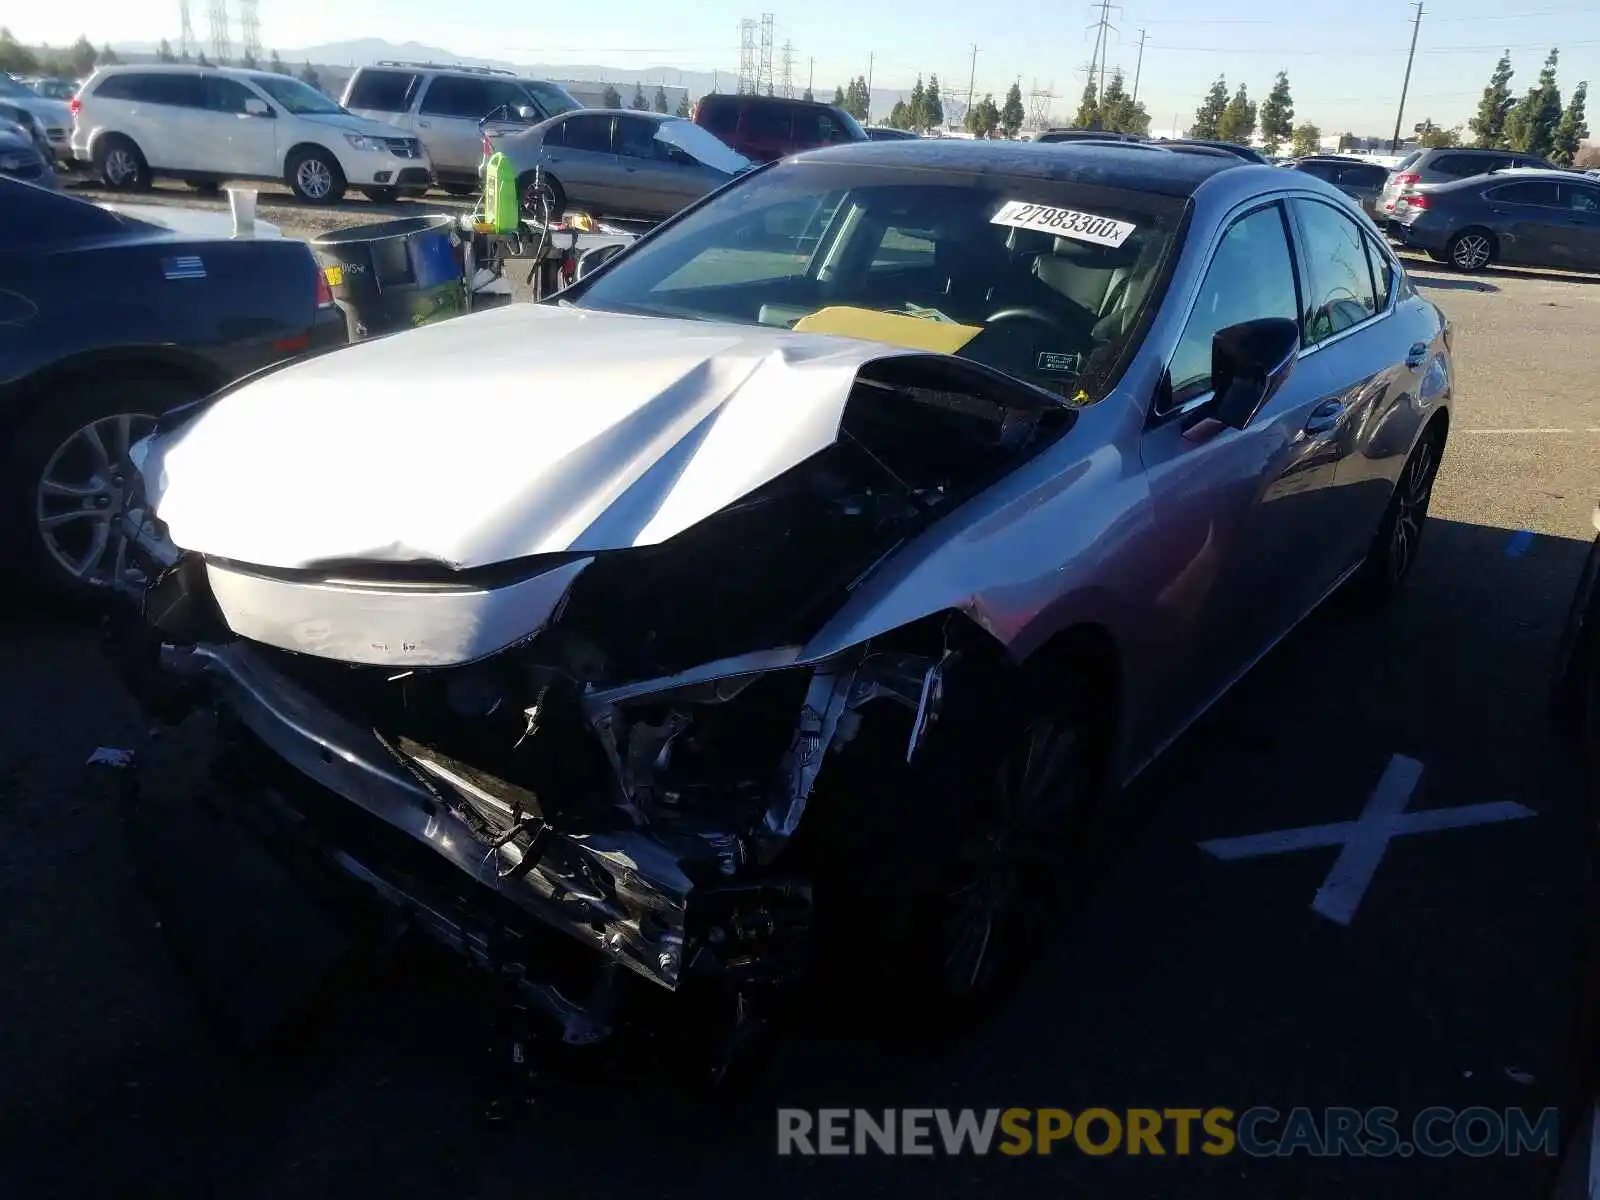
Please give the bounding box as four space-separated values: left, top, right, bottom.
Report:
0 349 222 429
284 142 343 174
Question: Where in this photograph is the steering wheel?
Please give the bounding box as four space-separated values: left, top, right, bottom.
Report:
983 305 1073 334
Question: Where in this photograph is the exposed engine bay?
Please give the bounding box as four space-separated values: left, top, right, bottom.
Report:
111 351 1071 1066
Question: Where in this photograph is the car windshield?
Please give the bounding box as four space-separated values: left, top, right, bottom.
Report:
570 160 1185 400
252 75 344 115
654 118 752 174
521 80 581 116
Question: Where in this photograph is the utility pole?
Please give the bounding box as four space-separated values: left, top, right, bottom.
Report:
1131 28 1147 105
966 44 978 126
808 57 814 98
865 52 874 119
1391 1 1424 151
1089 0 1118 105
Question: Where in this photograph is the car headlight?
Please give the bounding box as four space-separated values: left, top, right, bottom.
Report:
344 134 381 152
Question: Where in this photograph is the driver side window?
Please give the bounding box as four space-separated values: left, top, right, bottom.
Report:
1164 203 1299 409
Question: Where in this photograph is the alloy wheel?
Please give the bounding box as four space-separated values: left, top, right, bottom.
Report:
1452 233 1491 270
297 158 334 200
34 412 158 590
1387 438 1438 583
104 148 138 186
939 714 1088 998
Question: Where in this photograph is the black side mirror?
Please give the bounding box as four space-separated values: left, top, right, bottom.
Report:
1211 316 1301 430
575 242 625 280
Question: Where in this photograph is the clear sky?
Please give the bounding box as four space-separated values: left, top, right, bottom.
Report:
10 0 1600 136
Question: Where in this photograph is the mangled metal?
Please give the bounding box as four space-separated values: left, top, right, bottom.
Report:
109 314 1073 1047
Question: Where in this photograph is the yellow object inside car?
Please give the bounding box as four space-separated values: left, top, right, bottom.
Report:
791 307 984 354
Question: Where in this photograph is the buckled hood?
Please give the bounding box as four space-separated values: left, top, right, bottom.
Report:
139 304 919 572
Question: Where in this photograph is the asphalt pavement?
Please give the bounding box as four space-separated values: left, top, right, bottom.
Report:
0 226 1594 1198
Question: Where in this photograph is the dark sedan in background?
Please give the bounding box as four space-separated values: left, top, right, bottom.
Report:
0 118 55 188
1286 155 1389 218
0 178 347 599
492 109 754 221
1388 169 1600 271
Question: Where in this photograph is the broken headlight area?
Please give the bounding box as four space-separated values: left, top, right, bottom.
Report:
109 358 1058 1044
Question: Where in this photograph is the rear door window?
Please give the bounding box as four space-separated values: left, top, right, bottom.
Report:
99 73 203 107
1431 153 1501 178
794 107 851 146
614 114 659 159
1293 197 1382 343
1296 160 1338 181
1338 164 1387 188
746 102 792 141
1563 183 1600 213
346 69 418 112
562 113 615 153
1488 180 1561 206
204 77 258 114
418 76 525 120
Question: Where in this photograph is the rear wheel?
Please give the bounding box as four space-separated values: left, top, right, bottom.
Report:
1348 424 1444 606
93 134 149 191
286 147 346 205
518 171 565 222
1447 228 1495 271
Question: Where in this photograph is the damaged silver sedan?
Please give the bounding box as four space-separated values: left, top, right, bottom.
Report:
109 141 1454 1054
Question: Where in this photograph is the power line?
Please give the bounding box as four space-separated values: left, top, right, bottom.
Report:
1142 37 1600 56
1392 1 1425 151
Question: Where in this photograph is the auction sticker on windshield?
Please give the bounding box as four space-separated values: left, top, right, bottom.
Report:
990 200 1136 248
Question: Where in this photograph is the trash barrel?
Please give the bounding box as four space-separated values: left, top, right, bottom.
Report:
310 214 466 342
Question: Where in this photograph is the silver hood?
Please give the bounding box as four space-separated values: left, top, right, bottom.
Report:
141 303 920 572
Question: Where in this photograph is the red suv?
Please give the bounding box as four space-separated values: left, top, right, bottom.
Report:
691 94 867 163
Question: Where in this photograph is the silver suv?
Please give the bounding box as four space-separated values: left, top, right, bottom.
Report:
1378 146 1561 221
341 62 581 194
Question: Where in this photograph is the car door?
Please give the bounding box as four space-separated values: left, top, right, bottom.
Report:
1138 199 1340 732
1483 179 1563 266
1560 181 1600 270
544 112 620 212
612 113 678 217
414 76 502 175
203 76 277 178
1290 196 1421 571
126 72 209 171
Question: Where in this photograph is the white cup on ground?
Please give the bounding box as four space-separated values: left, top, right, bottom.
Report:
227 186 257 236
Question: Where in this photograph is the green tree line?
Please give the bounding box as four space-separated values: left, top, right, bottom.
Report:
0 29 118 78
1467 48 1588 164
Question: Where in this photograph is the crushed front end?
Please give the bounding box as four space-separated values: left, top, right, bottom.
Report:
106 350 1068 1060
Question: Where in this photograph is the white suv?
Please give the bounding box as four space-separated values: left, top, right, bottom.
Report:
71 64 433 204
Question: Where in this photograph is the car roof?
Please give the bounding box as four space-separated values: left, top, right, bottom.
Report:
697 92 846 112
788 138 1242 196
1434 167 1586 187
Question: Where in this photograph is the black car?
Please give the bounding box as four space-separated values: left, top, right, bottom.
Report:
1034 128 1145 144
0 119 54 188
1552 505 1600 759
0 99 54 162
864 126 920 141
1387 169 1600 272
1154 138 1271 164
0 177 347 598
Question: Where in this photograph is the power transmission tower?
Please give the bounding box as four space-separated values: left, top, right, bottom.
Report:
758 13 775 97
780 39 794 98
737 19 757 95
1391 1 1424 151
207 0 232 62
239 0 262 64
1088 0 1119 105
178 0 196 58
965 44 978 127
1027 79 1055 128
1131 28 1147 105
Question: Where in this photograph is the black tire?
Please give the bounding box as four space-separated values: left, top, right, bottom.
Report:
1 376 203 604
361 186 400 205
1446 227 1495 272
518 171 565 222
92 134 150 192
285 147 347 205
187 180 221 195
804 655 1106 1028
1348 423 1445 607
441 181 479 197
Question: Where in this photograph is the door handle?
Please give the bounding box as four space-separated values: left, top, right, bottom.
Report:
1304 400 1345 435
417 119 431 128
1405 342 1428 369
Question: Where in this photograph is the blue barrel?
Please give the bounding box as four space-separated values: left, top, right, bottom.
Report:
310 214 466 341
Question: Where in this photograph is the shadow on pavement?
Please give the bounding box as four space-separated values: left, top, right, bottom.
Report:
0 515 1590 1200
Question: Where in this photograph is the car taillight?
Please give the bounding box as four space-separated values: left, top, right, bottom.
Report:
69 96 81 116
315 269 335 308
1406 193 1430 209
1395 172 1419 186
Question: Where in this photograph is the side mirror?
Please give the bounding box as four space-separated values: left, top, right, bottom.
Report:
515 104 538 123
243 97 273 117
575 242 625 280
1211 316 1301 430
